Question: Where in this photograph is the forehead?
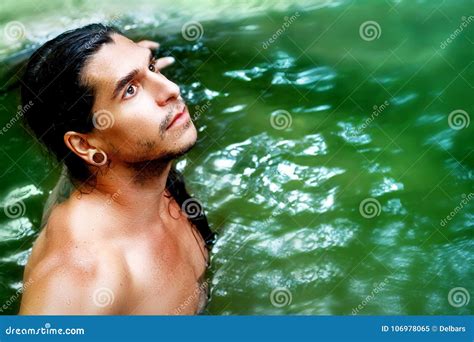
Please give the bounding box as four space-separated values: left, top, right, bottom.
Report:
82 34 149 96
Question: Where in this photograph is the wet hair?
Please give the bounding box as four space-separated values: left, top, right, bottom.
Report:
20 23 215 246
21 23 116 183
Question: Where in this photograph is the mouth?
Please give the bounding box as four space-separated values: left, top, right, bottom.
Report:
166 105 190 130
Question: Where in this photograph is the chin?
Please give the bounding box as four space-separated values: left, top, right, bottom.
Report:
168 122 198 157
177 119 197 141
124 122 198 164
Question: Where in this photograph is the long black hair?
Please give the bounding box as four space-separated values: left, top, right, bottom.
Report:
20 23 215 247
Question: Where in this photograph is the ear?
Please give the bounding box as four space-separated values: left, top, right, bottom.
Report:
64 131 99 165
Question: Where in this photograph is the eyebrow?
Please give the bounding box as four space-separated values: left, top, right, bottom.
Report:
111 50 154 100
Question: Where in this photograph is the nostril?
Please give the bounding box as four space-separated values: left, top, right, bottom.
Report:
158 95 179 107
155 81 180 107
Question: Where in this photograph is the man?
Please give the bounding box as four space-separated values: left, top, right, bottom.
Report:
18 24 215 315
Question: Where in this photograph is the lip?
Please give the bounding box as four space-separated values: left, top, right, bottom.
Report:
166 106 190 130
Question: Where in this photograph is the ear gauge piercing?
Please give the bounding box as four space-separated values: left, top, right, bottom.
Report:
92 151 107 166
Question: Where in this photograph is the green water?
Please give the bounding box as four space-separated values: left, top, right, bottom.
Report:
0 0 473 315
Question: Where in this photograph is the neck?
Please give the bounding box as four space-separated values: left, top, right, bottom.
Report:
78 159 174 222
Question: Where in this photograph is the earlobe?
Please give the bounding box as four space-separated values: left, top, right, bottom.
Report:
91 150 108 166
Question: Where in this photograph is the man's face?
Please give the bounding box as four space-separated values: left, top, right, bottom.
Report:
82 33 197 165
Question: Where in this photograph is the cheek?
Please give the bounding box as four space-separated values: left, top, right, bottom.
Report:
114 100 165 138
101 116 164 157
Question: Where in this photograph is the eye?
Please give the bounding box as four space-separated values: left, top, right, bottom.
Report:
123 84 137 99
148 58 161 74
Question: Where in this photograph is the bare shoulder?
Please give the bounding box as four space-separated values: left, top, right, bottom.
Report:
20 237 128 314
20 201 128 315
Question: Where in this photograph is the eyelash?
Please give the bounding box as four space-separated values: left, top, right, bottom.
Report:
122 58 160 99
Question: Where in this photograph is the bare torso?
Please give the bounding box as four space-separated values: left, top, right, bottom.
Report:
19 188 209 315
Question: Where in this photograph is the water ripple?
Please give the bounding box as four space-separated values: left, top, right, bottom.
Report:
272 66 336 91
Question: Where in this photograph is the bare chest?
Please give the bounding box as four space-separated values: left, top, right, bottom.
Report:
121 217 209 314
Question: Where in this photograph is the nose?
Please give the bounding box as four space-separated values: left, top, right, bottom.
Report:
149 73 181 107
